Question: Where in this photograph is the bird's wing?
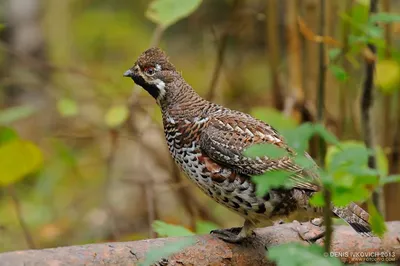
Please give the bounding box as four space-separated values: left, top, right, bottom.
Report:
200 111 319 191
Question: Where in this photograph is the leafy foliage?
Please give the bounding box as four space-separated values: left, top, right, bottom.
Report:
0 105 37 125
152 220 194 237
0 139 43 187
146 0 202 28
253 170 293 197
375 60 400 94
268 243 342 266
370 12 400 23
250 107 298 132
139 238 196 266
57 98 79 117
244 143 288 159
195 220 219 234
104 104 129 128
367 199 387 237
329 65 349 82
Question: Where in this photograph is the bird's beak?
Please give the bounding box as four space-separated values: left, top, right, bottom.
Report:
123 69 134 77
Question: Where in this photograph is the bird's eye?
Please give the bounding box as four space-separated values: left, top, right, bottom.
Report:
145 67 156 76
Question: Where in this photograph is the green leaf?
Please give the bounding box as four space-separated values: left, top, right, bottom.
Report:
146 0 202 28
314 124 340 146
252 170 293 197
365 25 383 38
57 98 79 117
345 166 378 178
380 175 400 185
310 192 324 207
0 127 18 145
375 60 400 94
0 140 43 187
195 220 218 234
293 154 316 170
329 65 349 82
283 123 315 152
268 243 342 266
104 105 129 128
370 13 400 23
244 143 288 159
250 107 298 132
328 48 342 61
368 200 387 237
375 147 388 177
0 105 37 125
152 220 194 237
332 185 370 206
140 238 196 266
326 142 368 172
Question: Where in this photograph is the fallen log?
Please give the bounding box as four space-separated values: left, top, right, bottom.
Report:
0 221 399 266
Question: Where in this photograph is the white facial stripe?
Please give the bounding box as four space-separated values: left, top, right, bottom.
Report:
155 64 162 71
153 78 166 101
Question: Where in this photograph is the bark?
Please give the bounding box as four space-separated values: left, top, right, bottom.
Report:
1 221 399 266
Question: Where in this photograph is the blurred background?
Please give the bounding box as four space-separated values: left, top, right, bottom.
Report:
0 0 399 252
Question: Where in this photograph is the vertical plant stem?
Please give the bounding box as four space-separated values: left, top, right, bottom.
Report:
361 0 381 214
206 0 240 101
104 129 121 240
145 181 157 238
285 0 304 118
339 0 353 138
266 0 283 110
317 0 331 254
149 25 166 48
8 186 36 249
303 0 319 103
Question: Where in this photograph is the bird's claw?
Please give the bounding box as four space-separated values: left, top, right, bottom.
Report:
210 227 246 243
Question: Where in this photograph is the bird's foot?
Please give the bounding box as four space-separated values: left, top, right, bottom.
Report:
293 220 325 243
210 227 251 243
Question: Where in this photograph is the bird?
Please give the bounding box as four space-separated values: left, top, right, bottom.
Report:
123 47 373 243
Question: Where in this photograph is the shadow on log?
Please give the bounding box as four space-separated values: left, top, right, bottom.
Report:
0 221 399 266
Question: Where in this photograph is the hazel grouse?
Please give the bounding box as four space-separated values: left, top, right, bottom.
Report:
123 47 372 243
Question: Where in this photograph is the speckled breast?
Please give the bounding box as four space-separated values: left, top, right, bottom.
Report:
163 120 268 219
162 118 321 225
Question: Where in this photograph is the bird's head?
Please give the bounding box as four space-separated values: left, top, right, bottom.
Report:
123 47 176 102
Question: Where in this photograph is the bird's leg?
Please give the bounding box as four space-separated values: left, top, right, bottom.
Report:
210 220 255 243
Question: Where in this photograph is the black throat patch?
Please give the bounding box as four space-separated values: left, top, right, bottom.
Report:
132 75 160 99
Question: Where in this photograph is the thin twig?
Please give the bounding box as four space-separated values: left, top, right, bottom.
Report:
339 0 353 137
144 181 157 238
8 186 36 249
149 25 166 48
317 0 327 163
206 0 240 101
103 129 121 240
361 0 380 213
206 31 228 101
316 0 331 254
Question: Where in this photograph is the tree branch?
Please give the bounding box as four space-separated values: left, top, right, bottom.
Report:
1 221 399 265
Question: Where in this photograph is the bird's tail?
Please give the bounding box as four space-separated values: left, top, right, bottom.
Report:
332 202 373 237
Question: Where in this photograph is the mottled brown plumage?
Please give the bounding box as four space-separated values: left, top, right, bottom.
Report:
124 47 372 242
